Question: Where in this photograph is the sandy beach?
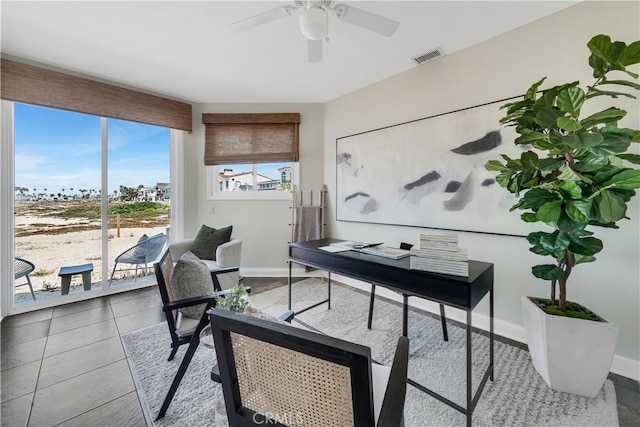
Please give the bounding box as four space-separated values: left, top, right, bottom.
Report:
14 202 168 299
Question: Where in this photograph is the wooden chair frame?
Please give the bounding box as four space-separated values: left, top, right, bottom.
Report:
154 248 240 361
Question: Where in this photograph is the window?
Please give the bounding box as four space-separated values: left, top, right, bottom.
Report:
208 162 296 200
203 113 299 200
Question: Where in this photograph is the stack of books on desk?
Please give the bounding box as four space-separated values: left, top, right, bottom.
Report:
410 234 469 276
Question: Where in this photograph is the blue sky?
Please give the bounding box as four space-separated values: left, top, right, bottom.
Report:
14 103 170 196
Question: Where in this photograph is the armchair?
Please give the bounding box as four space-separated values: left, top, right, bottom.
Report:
168 237 242 291
210 308 409 427
154 248 241 361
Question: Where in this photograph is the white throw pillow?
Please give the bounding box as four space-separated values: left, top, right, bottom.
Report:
170 251 214 319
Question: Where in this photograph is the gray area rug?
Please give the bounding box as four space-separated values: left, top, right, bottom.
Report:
122 278 618 426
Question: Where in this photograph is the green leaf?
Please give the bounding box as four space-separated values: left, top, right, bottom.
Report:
514 132 549 145
620 40 640 66
602 169 640 190
566 200 592 222
535 108 564 129
599 79 640 91
520 151 539 170
608 41 627 64
521 212 539 223
485 160 506 172
532 264 565 280
557 117 582 132
617 153 640 165
537 157 565 171
540 230 571 253
526 231 549 245
557 213 586 233
578 133 606 148
495 171 513 188
589 134 631 156
575 154 609 172
593 168 625 184
589 54 607 78
597 190 627 223
580 107 627 129
525 77 546 100
558 165 593 184
587 34 612 61
522 188 560 210
529 245 551 256
558 181 582 199
574 254 597 265
586 88 637 100
568 237 603 256
556 86 585 117
537 200 562 222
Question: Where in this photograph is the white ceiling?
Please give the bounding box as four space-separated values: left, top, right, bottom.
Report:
1 1 577 103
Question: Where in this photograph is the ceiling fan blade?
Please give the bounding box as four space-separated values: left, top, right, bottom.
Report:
308 39 323 63
230 5 296 32
333 4 399 37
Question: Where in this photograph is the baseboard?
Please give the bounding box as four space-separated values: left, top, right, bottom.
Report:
333 274 640 382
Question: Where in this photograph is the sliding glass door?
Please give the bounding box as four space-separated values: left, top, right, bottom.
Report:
11 102 170 309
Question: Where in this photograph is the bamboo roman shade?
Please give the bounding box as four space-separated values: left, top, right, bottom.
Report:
202 113 300 165
1 58 192 132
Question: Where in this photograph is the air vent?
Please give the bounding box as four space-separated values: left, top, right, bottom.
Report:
412 48 445 65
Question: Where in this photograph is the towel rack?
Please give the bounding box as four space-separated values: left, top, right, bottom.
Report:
289 184 328 243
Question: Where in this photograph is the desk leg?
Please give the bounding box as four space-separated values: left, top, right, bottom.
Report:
156 310 210 421
466 310 472 427
402 294 408 337
327 272 331 310
288 261 292 311
367 284 376 329
490 286 494 381
60 276 71 295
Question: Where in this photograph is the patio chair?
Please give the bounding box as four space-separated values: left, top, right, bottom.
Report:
15 257 36 301
108 233 167 286
210 307 409 427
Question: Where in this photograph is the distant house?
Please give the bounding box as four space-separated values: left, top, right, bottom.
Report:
278 166 292 184
218 169 274 192
135 183 170 202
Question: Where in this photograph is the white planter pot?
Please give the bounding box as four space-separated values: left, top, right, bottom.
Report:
521 296 619 398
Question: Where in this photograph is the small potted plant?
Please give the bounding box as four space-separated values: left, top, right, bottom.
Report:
214 284 250 313
485 34 640 397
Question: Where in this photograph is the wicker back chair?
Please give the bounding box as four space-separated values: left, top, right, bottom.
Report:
210 308 409 427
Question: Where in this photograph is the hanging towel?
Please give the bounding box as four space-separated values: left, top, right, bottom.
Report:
293 206 321 242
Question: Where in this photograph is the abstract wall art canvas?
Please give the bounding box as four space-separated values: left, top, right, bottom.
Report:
336 97 538 236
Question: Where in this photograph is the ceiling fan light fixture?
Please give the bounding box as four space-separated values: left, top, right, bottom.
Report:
298 7 328 40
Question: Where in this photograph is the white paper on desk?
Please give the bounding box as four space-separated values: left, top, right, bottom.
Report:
319 245 351 253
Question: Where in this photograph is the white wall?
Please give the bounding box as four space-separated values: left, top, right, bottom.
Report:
184 103 324 274
323 1 640 376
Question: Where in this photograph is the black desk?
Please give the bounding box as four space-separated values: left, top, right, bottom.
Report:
288 238 494 427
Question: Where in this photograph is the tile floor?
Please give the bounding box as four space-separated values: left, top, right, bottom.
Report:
1 280 638 426
1 287 163 427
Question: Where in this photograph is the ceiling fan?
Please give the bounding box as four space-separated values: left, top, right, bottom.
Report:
231 0 400 63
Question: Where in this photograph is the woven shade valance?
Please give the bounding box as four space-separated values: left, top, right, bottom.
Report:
1 59 192 132
203 113 301 165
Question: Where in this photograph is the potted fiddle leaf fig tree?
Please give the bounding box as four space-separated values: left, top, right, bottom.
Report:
486 34 640 397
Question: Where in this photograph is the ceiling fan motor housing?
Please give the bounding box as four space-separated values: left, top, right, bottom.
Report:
299 7 328 40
